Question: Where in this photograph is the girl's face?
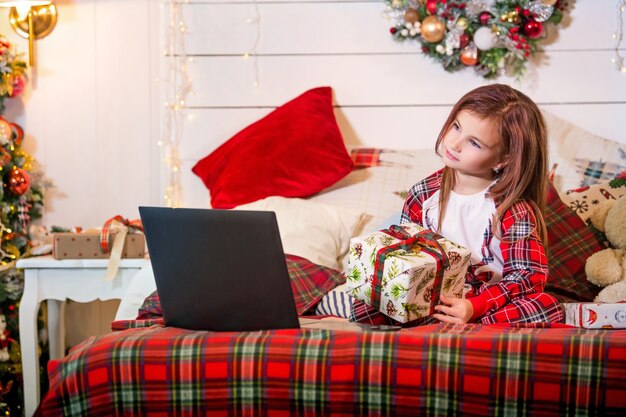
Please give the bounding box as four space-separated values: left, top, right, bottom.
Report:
440 110 502 180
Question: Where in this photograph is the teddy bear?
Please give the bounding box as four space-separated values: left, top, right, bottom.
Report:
585 196 626 303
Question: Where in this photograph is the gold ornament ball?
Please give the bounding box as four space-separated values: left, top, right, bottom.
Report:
541 0 558 5
456 17 469 30
421 16 446 43
501 11 521 25
404 8 420 24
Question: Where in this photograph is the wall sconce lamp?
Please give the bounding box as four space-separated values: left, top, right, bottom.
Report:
0 1 57 67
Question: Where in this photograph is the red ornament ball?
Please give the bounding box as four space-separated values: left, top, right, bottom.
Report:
523 20 543 39
6 168 31 196
426 0 438 15
10 122 23 147
479 11 492 25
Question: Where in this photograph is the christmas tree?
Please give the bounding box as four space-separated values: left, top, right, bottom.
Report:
0 37 44 416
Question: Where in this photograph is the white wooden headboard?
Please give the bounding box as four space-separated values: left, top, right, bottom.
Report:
173 0 626 209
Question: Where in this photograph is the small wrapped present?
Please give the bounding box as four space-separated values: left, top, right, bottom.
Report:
53 215 145 280
346 223 470 323
563 302 626 329
52 232 145 260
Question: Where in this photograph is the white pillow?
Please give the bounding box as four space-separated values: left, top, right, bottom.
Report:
235 196 367 271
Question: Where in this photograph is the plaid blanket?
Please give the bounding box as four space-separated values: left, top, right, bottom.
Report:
37 323 626 416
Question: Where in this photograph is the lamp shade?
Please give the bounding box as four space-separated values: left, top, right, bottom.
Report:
0 1 51 17
0 1 52 5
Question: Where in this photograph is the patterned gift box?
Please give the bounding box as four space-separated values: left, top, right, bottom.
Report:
564 302 626 329
346 223 470 323
53 232 145 260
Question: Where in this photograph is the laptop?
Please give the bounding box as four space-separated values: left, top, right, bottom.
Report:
139 206 300 332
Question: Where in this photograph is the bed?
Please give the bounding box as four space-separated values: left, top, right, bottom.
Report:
36 88 626 416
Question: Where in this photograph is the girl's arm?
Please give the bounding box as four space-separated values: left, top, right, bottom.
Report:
468 201 548 319
401 190 424 226
400 169 444 225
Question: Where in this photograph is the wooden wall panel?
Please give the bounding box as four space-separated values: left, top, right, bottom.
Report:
182 0 617 54
174 0 626 209
184 51 623 106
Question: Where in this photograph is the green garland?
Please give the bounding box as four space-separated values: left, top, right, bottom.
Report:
385 0 569 78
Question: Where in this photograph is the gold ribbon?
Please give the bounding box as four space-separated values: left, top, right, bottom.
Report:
101 216 143 281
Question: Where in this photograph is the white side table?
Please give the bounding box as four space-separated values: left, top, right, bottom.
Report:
16 255 148 417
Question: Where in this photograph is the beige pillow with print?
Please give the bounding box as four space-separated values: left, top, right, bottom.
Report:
560 178 626 223
543 110 626 193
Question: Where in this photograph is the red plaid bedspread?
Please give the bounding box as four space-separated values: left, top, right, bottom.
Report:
37 323 626 416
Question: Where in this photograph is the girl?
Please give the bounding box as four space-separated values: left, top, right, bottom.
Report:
353 84 563 325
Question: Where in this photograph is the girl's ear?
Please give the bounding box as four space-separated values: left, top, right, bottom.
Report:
493 163 505 172
494 156 511 172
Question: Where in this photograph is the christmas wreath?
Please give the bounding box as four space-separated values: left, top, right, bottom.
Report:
385 0 570 78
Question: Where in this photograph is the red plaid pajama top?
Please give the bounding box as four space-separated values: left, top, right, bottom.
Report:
400 169 563 324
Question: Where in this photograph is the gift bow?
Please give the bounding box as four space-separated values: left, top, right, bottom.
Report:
100 215 143 281
370 225 449 312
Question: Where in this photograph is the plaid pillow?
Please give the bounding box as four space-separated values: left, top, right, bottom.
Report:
136 254 345 320
545 182 606 303
286 254 345 314
574 158 626 187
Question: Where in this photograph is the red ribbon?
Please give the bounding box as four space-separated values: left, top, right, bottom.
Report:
100 215 143 253
369 225 449 314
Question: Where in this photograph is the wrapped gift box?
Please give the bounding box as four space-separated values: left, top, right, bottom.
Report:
563 302 626 329
53 232 145 260
346 223 471 323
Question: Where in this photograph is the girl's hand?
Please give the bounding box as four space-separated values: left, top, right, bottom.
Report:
432 294 473 324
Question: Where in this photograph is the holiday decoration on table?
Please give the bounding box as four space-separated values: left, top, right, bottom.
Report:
384 0 570 78
0 37 27 114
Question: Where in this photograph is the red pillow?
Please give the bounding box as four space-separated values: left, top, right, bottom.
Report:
192 87 354 208
545 182 606 302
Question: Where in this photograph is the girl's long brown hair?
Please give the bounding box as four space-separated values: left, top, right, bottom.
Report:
434 84 548 243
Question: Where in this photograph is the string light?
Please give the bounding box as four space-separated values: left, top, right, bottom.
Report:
613 0 626 72
244 0 261 87
161 0 192 207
